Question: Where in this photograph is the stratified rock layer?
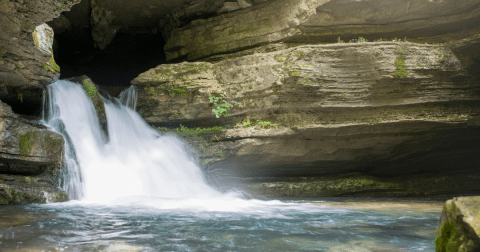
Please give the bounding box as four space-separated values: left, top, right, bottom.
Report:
133 40 480 198
436 196 480 252
164 0 480 62
0 100 68 204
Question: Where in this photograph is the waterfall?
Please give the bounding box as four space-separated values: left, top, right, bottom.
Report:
43 80 221 203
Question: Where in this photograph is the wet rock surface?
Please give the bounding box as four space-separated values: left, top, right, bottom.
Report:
0 100 68 204
67 75 106 124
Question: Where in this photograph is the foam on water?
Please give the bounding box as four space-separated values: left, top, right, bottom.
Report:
43 80 296 212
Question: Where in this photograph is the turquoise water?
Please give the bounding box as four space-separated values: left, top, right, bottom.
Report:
0 200 441 251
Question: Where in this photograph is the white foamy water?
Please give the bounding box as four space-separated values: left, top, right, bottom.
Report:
43 80 299 212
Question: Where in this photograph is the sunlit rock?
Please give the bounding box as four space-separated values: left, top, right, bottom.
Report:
436 196 480 251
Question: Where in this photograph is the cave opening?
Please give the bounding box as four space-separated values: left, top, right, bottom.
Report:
53 28 166 88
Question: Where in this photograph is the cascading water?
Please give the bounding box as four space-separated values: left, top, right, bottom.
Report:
0 79 441 251
43 80 229 205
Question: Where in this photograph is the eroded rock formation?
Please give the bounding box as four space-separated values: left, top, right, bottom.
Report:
164 0 480 62
132 39 480 197
0 100 68 204
0 0 81 114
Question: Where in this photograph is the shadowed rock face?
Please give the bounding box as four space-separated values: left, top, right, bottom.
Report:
0 100 68 204
132 40 480 198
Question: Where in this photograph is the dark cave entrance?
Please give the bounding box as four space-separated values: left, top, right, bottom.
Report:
54 28 166 88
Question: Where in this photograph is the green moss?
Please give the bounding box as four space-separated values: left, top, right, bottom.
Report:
164 85 187 96
49 56 60 71
56 192 69 202
395 56 407 78
43 55 60 73
297 51 304 58
32 30 39 46
41 135 63 149
24 177 31 183
0 46 5 57
435 220 459 252
19 131 38 156
82 80 98 98
299 81 314 85
159 125 224 136
289 70 301 77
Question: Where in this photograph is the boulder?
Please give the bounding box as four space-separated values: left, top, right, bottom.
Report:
0 100 68 204
436 196 480 252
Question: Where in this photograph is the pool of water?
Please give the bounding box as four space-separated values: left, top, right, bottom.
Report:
0 199 442 251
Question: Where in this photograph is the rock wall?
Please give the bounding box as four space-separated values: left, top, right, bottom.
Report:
0 0 81 113
0 100 68 204
164 0 480 62
132 39 480 198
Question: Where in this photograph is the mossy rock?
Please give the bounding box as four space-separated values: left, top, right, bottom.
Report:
436 197 480 252
68 75 107 123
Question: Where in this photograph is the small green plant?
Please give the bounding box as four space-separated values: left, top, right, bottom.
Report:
440 54 450 63
82 80 97 98
349 37 368 43
337 37 344 43
258 121 271 128
209 94 233 118
297 51 304 58
157 127 168 132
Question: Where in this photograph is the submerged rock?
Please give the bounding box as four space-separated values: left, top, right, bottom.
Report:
0 100 68 204
436 196 480 252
